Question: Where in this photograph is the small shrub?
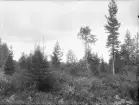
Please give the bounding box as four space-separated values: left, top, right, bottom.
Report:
0 79 15 96
42 72 61 92
33 70 71 93
11 69 30 91
89 80 102 92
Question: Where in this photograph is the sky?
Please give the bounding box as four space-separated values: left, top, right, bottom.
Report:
0 0 139 63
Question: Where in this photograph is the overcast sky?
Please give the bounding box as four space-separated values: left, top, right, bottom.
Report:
0 0 139 62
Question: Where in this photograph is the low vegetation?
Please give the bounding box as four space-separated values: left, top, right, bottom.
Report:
0 70 138 105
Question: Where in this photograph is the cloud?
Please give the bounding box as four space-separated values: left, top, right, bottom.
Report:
3 28 48 43
30 12 74 32
1 11 73 43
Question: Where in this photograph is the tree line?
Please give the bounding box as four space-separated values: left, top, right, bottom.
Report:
0 0 138 83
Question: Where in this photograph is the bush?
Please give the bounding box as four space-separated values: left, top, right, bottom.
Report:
66 61 88 76
26 66 72 93
47 70 73 92
127 86 139 102
0 69 31 96
66 63 79 76
40 71 61 92
88 53 100 75
10 69 30 91
0 79 15 96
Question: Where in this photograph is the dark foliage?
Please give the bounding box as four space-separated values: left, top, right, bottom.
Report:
87 52 100 75
4 48 15 75
19 52 28 69
120 30 132 66
114 51 124 73
25 45 49 92
128 86 139 102
0 40 9 68
99 58 109 73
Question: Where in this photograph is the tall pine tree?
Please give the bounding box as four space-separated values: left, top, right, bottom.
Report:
51 41 63 68
104 0 121 75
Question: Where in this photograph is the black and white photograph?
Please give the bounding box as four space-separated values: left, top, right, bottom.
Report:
0 0 139 104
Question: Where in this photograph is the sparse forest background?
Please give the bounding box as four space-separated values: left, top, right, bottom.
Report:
0 0 138 104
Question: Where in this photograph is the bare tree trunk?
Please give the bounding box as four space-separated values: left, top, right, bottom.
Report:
112 45 115 75
112 58 115 75
85 42 90 74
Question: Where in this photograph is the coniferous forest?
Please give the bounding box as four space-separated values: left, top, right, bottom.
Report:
0 0 139 104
